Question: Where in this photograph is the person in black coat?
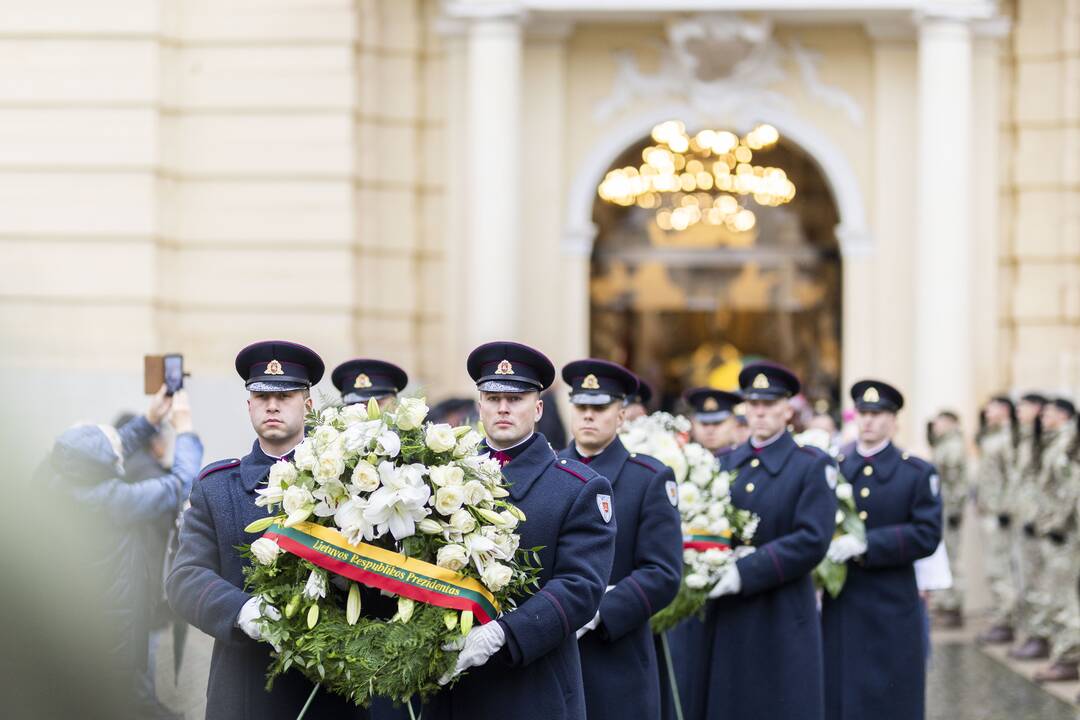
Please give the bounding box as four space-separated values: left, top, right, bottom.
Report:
424 342 617 720
685 387 743 457
822 380 943 720
166 340 368 720
558 359 683 720
681 362 837 720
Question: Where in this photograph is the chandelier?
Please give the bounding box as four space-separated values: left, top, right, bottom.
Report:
597 120 796 233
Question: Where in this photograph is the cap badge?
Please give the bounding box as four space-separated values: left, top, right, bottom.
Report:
265 359 285 376
703 397 720 412
582 374 600 390
863 386 880 403
752 373 770 389
494 359 514 375
354 373 372 389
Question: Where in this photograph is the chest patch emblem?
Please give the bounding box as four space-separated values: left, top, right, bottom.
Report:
665 480 679 507
597 494 613 523
825 465 838 490
929 473 940 497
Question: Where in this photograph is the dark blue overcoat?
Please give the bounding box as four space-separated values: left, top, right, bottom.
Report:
559 437 683 720
424 433 617 720
822 442 942 720
166 441 368 720
683 432 836 720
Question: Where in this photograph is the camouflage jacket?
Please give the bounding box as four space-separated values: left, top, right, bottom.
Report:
1013 425 1043 524
1033 426 1079 536
976 427 1015 516
932 430 968 520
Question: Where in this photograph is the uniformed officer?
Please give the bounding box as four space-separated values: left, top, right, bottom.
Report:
680 362 836 720
928 410 968 627
557 359 683 720
821 380 943 720
974 395 1020 645
684 387 742 457
166 341 367 720
424 341 617 720
624 375 654 422
1030 398 1080 684
1009 392 1050 660
331 358 408 408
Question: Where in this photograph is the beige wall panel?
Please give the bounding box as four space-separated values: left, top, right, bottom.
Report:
1015 59 1062 123
0 0 160 34
379 0 423 53
1066 56 1080 121
0 300 155 368
355 0 382 47
420 125 445 190
355 252 418 315
0 172 156 235
355 51 381 116
174 0 355 43
0 109 158 167
1010 323 1079 391
0 40 159 104
1012 190 1067 257
376 55 421 121
368 124 420 186
355 119 380 182
415 316 452 393
1011 263 1070 319
353 314 416 365
165 181 352 244
418 193 445 251
353 188 418 251
155 245 354 308
169 114 353 176
1013 126 1067 186
175 46 355 110
416 252 445 315
423 54 447 122
1015 0 1065 58
0 239 154 298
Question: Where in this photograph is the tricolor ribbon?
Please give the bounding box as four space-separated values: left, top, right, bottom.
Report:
263 522 500 624
683 527 733 552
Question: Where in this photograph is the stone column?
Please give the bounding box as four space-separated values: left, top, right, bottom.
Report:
463 12 523 349
914 13 975 431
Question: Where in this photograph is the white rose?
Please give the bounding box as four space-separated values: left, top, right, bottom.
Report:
342 419 381 454
268 460 298 489
709 517 731 535
350 459 380 492
449 508 477 535
313 425 341 453
314 452 346 484
340 403 369 425
425 424 457 453
435 485 466 516
293 440 316 471
836 483 853 501
462 480 490 507
685 572 709 590
702 548 728 567
454 430 483 458
251 537 281 565
498 510 519 530
282 485 315 526
430 465 465 487
678 483 701 508
711 475 730 497
436 544 469 572
374 430 401 458
492 530 519 558
481 562 513 592
320 407 341 425
395 397 429 431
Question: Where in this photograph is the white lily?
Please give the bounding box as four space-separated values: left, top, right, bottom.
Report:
363 461 431 540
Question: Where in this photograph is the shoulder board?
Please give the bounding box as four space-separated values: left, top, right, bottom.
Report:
198 458 241 482
556 459 593 484
627 453 662 473
797 445 831 460
899 451 932 472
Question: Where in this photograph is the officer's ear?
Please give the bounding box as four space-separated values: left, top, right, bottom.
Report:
302 388 313 412
615 403 626 430
534 392 544 422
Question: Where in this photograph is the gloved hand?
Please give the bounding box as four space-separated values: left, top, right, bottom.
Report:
707 565 742 599
236 596 281 642
576 610 601 639
826 535 868 564
733 545 757 560
439 621 506 685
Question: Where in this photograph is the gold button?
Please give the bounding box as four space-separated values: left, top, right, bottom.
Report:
746 482 756 493
751 458 760 468
859 511 868 520
560 460 567 464
901 452 910 460
630 453 637 458
863 466 873 476
860 487 870 498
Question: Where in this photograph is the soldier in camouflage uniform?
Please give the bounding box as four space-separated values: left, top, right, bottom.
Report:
1030 399 1080 684
975 396 1019 645
929 410 969 627
1009 393 1051 660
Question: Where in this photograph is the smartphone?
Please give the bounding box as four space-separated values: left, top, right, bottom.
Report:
164 354 184 396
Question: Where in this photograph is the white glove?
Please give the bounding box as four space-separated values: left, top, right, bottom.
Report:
827 535 868 564
439 621 506 685
707 565 742 599
576 610 602 639
733 545 757 560
236 596 281 642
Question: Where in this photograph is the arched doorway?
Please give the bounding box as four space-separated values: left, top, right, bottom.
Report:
589 127 842 411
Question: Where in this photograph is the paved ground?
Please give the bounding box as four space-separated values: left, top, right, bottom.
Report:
155 619 1080 720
